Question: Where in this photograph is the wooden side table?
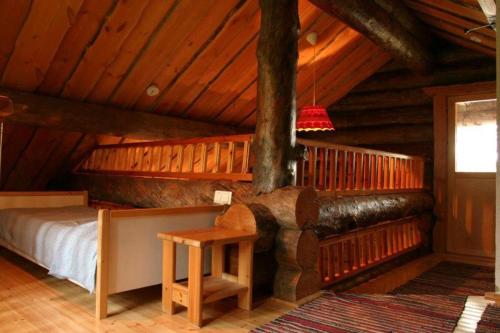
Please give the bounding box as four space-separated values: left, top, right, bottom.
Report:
158 227 257 327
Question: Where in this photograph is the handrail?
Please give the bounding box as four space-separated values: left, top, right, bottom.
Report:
77 134 425 191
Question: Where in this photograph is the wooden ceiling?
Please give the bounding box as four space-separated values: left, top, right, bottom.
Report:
0 0 389 129
405 0 496 57
0 0 496 192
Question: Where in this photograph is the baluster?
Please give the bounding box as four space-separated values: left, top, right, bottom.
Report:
308 147 317 188
387 227 393 256
410 159 416 188
359 235 366 268
405 160 411 189
389 157 395 189
213 142 221 173
355 153 363 190
362 154 369 190
352 238 358 270
383 156 389 189
175 145 184 172
373 231 380 262
347 152 354 190
226 142 235 174
370 155 376 190
318 148 326 190
323 149 329 191
336 242 343 277
403 224 408 249
380 230 387 259
329 149 338 192
395 158 401 189
186 144 195 173
337 151 346 191
200 143 208 173
241 141 250 174
376 155 383 190
142 147 152 171
328 245 335 281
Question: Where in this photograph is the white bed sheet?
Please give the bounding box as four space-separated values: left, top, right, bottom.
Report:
0 206 98 292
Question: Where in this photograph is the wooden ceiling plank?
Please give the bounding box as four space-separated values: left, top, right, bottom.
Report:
1 0 84 91
319 49 392 107
134 0 246 111
416 13 496 50
37 0 116 95
31 132 83 190
182 1 320 121
4 128 64 190
86 0 177 104
150 0 260 115
406 1 495 39
0 0 32 78
297 38 377 107
215 18 354 126
432 29 496 57
411 0 488 24
61 0 150 101
0 88 239 140
109 0 233 109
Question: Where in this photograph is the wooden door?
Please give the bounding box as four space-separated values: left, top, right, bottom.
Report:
447 94 496 258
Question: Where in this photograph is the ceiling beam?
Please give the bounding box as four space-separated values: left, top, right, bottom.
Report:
0 89 241 140
309 0 434 72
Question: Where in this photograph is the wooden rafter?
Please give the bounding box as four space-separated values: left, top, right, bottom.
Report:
309 0 434 72
0 89 240 140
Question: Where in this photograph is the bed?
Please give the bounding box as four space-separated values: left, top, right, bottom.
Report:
0 191 225 319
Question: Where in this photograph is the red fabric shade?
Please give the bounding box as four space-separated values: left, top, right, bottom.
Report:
296 105 335 132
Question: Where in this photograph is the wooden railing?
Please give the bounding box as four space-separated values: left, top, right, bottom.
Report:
78 134 253 181
296 138 425 194
318 217 422 287
77 134 426 191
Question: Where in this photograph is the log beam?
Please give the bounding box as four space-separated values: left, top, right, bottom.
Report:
309 0 433 72
253 0 299 193
0 89 240 140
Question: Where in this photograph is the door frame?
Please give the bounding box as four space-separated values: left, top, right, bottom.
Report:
424 81 496 265
446 93 496 258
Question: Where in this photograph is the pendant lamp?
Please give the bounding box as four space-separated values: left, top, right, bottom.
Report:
296 32 335 132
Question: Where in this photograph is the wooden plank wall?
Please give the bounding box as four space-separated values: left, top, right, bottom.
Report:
305 42 495 188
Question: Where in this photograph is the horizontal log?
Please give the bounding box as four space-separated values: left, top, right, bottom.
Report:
353 60 496 93
62 174 318 229
314 192 434 239
309 0 433 72
301 124 433 145
275 229 319 269
0 89 239 140
329 90 432 112
331 107 433 129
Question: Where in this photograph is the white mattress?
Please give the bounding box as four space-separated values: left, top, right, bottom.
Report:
0 206 98 292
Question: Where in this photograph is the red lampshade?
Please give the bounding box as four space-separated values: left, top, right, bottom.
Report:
297 105 335 132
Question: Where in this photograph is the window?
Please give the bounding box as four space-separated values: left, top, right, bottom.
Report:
455 99 497 172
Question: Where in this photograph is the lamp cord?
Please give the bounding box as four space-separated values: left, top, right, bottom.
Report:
313 42 316 106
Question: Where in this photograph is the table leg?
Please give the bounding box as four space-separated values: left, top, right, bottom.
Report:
188 246 204 327
237 240 254 310
162 240 176 314
211 244 224 278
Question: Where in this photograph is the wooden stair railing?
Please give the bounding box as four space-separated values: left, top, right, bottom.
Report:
78 134 253 181
77 134 426 191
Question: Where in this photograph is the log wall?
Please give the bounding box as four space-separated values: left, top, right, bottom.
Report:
302 42 496 188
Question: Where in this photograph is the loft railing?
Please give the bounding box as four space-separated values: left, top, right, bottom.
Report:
78 134 253 181
77 134 425 192
297 138 425 194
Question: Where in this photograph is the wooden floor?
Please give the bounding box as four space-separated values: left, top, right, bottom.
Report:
0 249 494 333
0 248 294 333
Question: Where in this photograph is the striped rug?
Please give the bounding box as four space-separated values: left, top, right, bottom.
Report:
391 261 495 296
253 292 465 333
476 305 500 333
254 262 495 333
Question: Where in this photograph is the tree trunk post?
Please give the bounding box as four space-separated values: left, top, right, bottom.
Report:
254 0 300 194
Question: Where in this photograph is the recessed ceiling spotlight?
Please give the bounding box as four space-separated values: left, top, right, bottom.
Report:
146 84 160 97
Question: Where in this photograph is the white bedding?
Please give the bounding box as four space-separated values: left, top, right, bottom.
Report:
0 206 98 292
